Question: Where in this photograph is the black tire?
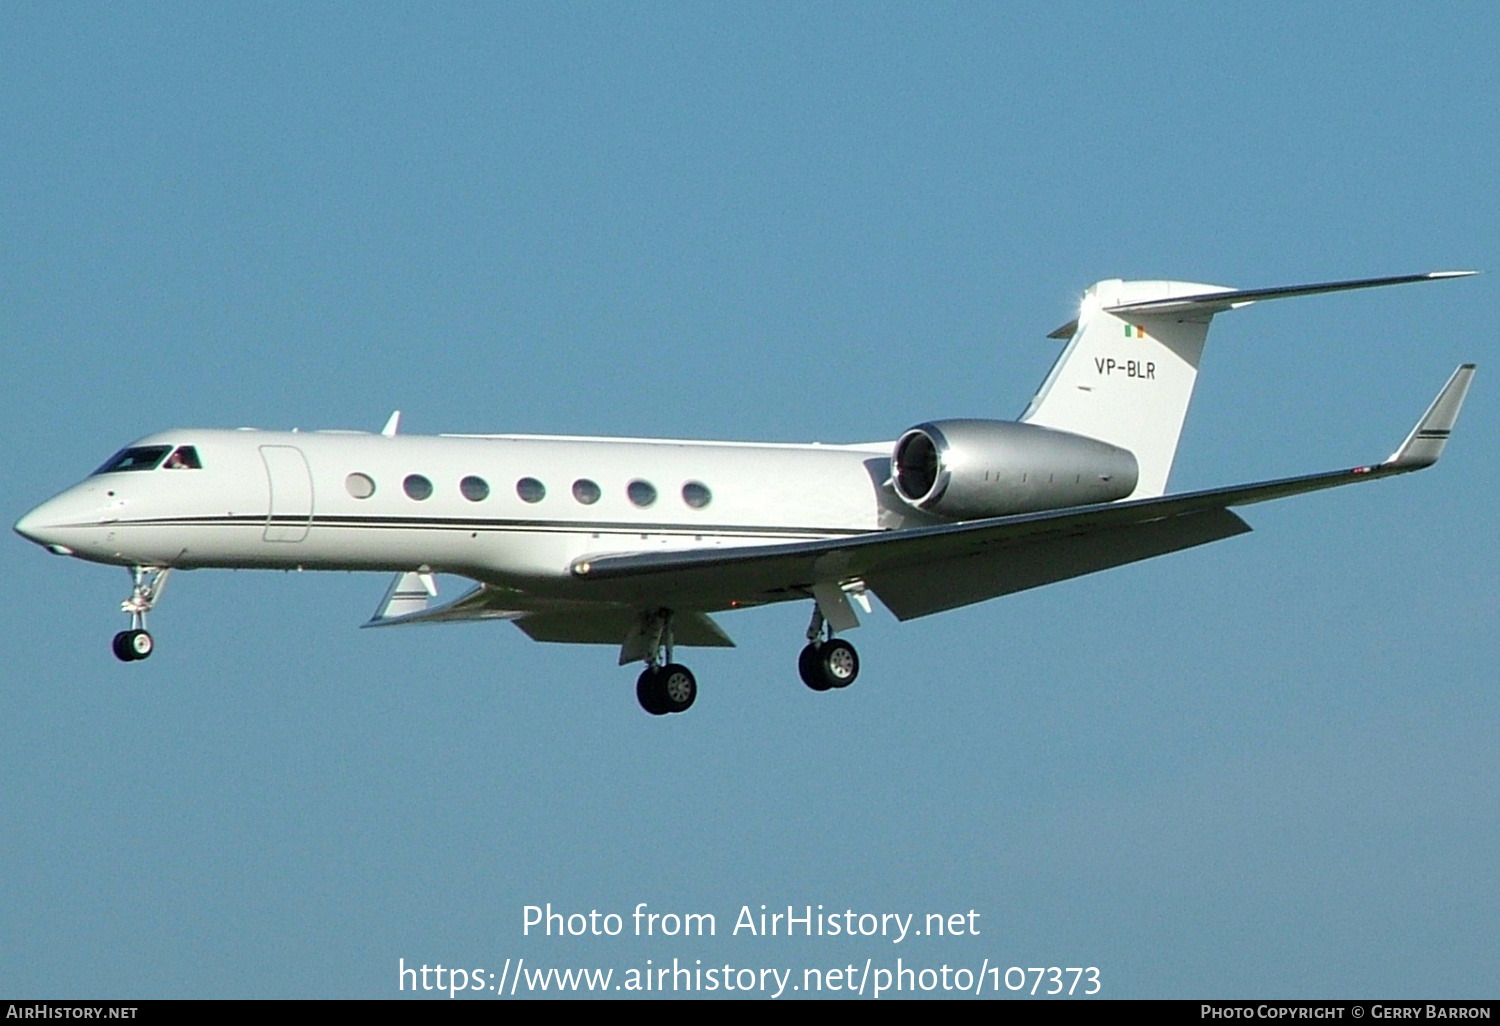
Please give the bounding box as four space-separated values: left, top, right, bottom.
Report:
112 631 136 662
113 629 152 662
799 643 832 691
636 667 670 715
657 664 697 713
819 638 859 688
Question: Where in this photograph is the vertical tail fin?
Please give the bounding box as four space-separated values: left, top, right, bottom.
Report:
1020 279 1226 499
1019 271 1476 499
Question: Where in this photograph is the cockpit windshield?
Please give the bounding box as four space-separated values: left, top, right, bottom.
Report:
93 445 172 474
92 444 202 474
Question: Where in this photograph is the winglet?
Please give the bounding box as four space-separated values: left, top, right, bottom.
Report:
1386 364 1476 468
381 410 402 437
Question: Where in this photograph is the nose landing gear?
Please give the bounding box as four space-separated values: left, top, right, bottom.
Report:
112 566 169 662
112 628 154 661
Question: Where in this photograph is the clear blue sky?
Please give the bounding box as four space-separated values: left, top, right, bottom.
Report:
3 2 1496 999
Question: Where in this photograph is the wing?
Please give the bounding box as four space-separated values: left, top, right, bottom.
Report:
360 365 1470 638
569 364 1475 619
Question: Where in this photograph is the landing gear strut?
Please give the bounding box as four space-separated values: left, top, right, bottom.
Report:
635 609 697 715
113 566 169 662
798 605 859 691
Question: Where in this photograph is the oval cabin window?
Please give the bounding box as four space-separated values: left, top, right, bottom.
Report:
572 479 601 505
627 480 657 507
345 473 376 499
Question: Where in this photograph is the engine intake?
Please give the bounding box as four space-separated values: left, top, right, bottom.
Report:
892 419 1138 519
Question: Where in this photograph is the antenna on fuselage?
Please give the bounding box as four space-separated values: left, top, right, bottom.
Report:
381 411 401 437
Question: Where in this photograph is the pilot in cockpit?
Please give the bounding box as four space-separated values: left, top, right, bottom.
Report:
164 446 201 469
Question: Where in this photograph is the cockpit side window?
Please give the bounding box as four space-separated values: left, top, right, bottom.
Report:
163 445 202 469
93 445 172 474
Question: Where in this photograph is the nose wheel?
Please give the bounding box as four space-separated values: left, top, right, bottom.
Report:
113 566 169 662
113 629 154 661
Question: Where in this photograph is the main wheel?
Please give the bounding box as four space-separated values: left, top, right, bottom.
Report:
819 638 859 688
112 629 153 662
798 643 832 691
636 667 670 715
657 664 697 713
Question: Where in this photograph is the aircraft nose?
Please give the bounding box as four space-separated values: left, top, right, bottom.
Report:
14 496 78 554
14 506 47 543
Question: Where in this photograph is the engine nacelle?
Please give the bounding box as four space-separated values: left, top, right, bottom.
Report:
891 419 1138 519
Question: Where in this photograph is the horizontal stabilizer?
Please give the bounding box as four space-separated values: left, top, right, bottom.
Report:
1044 271 1476 339
1104 270 1475 318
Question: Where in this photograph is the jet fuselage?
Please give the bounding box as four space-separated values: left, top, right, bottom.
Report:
17 427 901 608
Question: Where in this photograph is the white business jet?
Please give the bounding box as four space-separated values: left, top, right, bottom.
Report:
15 272 1475 715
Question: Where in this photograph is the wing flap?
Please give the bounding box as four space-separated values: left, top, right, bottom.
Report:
869 508 1251 620
514 608 734 649
361 575 736 653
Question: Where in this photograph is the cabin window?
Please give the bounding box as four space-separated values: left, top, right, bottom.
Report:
682 481 712 509
93 445 172 474
460 476 489 502
163 445 202 469
345 473 376 499
627 479 657 508
516 477 546 503
403 474 434 501
572 479 601 505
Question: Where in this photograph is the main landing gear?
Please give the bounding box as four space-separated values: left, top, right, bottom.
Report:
112 566 169 662
635 610 697 716
798 605 860 692
631 603 861 714
637 663 698 716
